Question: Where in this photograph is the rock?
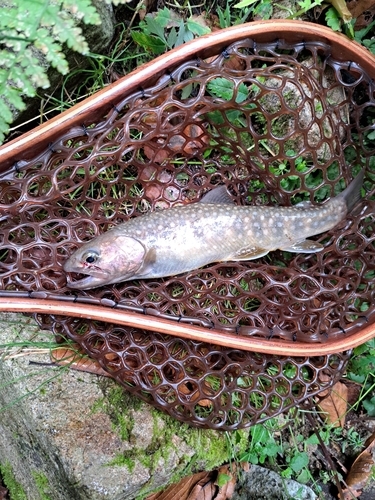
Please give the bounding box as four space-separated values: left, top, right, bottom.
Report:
0 312 247 499
232 464 317 500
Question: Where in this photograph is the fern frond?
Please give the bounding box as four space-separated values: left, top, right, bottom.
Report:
62 0 101 24
0 0 116 144
34 28 69 73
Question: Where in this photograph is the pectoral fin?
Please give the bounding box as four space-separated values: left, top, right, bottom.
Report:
230 247 270 261
280 240 324 253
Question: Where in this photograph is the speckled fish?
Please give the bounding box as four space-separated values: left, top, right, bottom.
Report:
64 170 364 290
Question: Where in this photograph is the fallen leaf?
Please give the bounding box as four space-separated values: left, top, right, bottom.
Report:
347 0 375 19
146 464 239 500
215 465 236 499
340 432 375 499
0 483 8 500
52 346 110 377
318 380 348 427
145 471 214 500
344 380 363 407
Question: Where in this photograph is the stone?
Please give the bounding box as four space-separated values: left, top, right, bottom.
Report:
232 464 317 500
0 312 246 499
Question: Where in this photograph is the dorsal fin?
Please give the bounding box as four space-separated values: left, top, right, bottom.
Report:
199 185 234 205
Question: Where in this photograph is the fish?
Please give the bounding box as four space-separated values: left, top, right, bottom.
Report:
64 170 364 290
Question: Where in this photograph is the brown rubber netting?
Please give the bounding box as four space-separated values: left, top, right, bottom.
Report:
0 38 374 429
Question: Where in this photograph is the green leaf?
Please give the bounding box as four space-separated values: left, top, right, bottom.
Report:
363 396 375 416
207 78 248 103
298 0 312 9
145 15 166 40
290 452 309 473
254 0 273 20
217 473 231 487
250 424 270 444
325 7 341 32
346 372 365 384
350 355 375 373
305 434 320 445
175 20 186 47
131 31 166 54
234 0 259 8
183 29 194 44
155 7 171 28
186 18 210 36
297 469 310 484
167 27 178 48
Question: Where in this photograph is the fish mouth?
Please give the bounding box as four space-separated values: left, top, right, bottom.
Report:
65 270 112 290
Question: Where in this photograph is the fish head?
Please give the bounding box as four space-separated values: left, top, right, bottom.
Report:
63 233 146 289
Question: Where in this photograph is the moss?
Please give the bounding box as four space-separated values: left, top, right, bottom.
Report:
93 381 250 499
108 455 136 472
91 383 140 440
0 461 27 500
32 471 52 500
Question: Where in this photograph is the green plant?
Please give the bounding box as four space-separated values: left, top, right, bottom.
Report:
234 0 274 20
131 7 210 56
0 0 129 144
354 20 375 55
240 422 283 465
346 339 375 416
216 0 254 28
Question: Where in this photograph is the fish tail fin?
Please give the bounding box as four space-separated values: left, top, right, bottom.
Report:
338 169 364 212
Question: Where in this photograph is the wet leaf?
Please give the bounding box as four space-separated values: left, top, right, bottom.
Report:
340 432 375 499
318 380 348 427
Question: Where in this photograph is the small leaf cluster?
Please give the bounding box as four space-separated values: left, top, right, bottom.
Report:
234 0 273 20
239 421 311 484
0 0 127 144
347 338 375 416
131 7 210 55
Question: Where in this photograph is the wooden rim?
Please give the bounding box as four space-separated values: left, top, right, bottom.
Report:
0 20 373 170
1 297 373 355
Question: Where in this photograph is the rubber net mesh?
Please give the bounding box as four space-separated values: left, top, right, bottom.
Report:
0 38 373 429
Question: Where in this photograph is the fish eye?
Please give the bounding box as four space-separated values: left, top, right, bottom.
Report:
83 251 98 264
